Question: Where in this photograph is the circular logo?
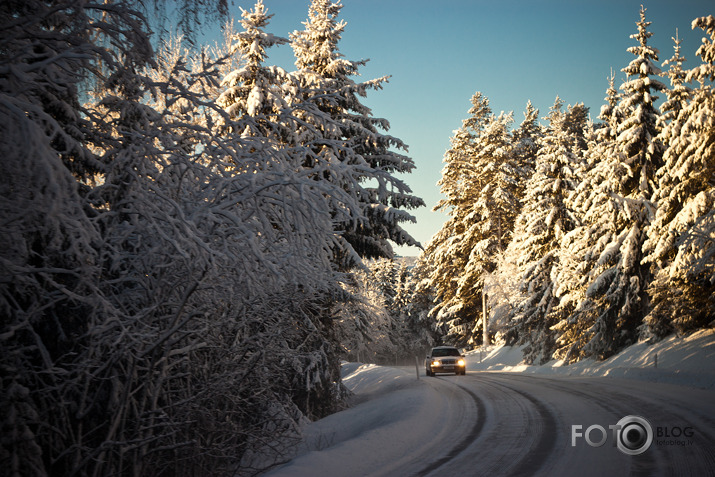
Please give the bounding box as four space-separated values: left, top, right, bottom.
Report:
616 415 653 455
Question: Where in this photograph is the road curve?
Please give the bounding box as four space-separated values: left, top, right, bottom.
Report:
419 372 715 477
264 368 715 477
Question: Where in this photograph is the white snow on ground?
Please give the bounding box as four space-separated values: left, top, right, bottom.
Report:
265 330 715 476
265 364 437 476
465 328 715 390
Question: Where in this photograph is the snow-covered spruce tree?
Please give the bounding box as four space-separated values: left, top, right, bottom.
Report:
503 98 588 364
511 100 541 184
366 259 406 363
554 6 666 362
455 110 526 347
425 92 524 347
358 258 437 362
0 2 166 474
551 78 622 363
290 0 423 263
659 30 691 129
334 262 395 363
0 1 352 474
214 0 359 425
371 258 399 316
612 5 665 203
393 260 439 357
491 101 541 344
423 93 493 346
217 0 290 139
643 15 715 337
410 254 440 337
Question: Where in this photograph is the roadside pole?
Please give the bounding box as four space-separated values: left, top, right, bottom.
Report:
482 288 489 347
415 356 420 380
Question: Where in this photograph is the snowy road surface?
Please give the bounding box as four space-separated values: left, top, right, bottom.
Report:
269 368 715 477
266 365 715 476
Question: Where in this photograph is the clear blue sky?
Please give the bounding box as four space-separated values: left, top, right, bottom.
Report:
203 0 713 256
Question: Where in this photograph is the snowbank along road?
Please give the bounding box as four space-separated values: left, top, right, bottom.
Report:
266 367 715 477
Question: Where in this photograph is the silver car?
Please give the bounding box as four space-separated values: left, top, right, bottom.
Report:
425 346 466 376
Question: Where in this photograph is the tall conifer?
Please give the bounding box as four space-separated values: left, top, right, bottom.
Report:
644 15 715 336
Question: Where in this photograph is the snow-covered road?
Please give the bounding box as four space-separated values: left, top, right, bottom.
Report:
265 333 715 476
417 372 715 476
266 369 715 476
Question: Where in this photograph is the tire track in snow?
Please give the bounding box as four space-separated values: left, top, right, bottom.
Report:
418 373 568 477
547 377 715 477
414 377 487 477
415 374 559 477
476 375 558 477
485 373 715 477
497 374 666 477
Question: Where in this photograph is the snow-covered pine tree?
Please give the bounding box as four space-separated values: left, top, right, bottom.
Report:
487 100 541 345
0 2 164 474
591 70 623 164
371 258 399 316
554 6 666 361
0 1 354 473
659 30 691 128
614 5 666 202
456 108 525 347
334 262 396 363
393 259 438 356
551 76 623 363
504 98 587 364
290 0 424 262
213 1 367 430
424 93 492 346
217 0 290 141
368 258 417 362
643 15 715 337
511 100 541 185
353 258 435 361
425 92 522 347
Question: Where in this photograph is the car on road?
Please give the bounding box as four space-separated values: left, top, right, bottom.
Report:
425 346 466 376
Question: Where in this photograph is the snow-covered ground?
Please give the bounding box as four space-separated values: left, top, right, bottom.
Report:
265 330 715 476
465 328 715 390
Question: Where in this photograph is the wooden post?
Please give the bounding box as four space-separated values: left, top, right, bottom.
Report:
482 288 489 347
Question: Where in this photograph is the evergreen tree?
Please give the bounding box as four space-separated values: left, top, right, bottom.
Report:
425 93 493 346
643 15 715 337
659 30 691 128
371 258 399 316
505 98 587 364
290 0 424 262
511 100 541 184
212 2 372 429
425 92 524 347
614 5 667 201
334 262 395 363
551 80 622 363
217 0 290 140
393 259 438 356
456 109 524 347
554 6 666 361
